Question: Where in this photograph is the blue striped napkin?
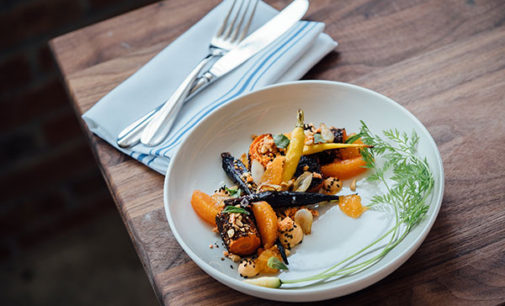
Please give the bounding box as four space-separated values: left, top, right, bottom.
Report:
82 0 337 174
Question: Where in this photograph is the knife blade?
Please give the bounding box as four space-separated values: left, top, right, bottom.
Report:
139 0 309 147
208 0 308 79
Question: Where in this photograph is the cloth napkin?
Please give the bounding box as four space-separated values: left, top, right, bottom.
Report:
83 0 337 174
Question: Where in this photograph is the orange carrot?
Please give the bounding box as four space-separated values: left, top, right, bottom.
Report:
340 133 364 159
261 156 285 185
216 209 261 256
249 134 277 167
321 157 367 180
228 235 262 256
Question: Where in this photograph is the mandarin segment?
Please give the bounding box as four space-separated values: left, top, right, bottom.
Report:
191 190 222 226
256 246 283 274
261 155 285 185
252 201 278 249
339 194 367 218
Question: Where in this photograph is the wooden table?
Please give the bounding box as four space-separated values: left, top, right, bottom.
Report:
50 0 505 304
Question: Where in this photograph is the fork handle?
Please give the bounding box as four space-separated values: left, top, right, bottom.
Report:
189 71 216 95
116 107 159 148
140 56 213 147
116 58 217 148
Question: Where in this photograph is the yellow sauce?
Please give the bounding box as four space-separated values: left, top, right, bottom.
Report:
339 195 367 218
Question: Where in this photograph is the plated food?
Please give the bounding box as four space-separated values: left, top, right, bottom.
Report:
190 109 388 282
164 81 444 301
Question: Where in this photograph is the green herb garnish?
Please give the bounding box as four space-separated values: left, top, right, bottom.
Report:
222 206 250 215
277 121 434 287
313 133 325 144
225 186 241 198
345 133 362 144
267 257 288 270
273 134 290 149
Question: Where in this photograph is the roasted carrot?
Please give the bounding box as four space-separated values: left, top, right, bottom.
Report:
221 152 254 194
320 157 367 180
215 209 261 256
302 142 371 156
249 134 277 167
340 134 365 159
282 110 305 182
229 235 262 255
224 191 340 208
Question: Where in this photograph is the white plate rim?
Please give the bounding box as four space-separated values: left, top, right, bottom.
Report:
163 80 445 301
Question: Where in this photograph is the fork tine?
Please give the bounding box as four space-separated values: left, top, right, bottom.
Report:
229 0 252 43
222 0 244 40
237 0 258 42
215 0 237 37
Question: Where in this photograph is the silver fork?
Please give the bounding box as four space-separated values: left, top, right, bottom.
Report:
210 0 258 58
117 0 259 148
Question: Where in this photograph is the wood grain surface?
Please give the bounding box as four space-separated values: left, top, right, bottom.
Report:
50 0 505 304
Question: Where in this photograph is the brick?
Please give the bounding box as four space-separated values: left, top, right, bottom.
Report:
0 141 96 201
0 0 85 50
42 110 83 146
87 0 124 11
0 191 67 235
69 170 109 199
16 194 115 250
0 128 41 164
0 0 164 261
0 78 69 130
87 0 156 13
37 44 56 74
0 244 9 260
0 54 33 93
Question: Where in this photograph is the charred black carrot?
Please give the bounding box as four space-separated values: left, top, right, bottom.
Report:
221 152 254 195
224 191 341 208
294 155 322 190
276 240 289 265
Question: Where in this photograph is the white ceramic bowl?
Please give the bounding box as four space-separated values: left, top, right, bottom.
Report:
164 81 444 302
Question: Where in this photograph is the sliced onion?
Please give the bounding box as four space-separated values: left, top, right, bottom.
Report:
250 159 265 185
320 123 334 143
293 171 313 192
294 208 313 234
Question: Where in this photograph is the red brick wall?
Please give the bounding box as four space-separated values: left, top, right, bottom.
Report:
0 0 158 258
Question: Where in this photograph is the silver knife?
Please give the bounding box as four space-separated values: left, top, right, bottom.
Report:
138 0 309 147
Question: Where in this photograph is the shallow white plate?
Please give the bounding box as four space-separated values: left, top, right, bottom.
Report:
164 81 444 302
